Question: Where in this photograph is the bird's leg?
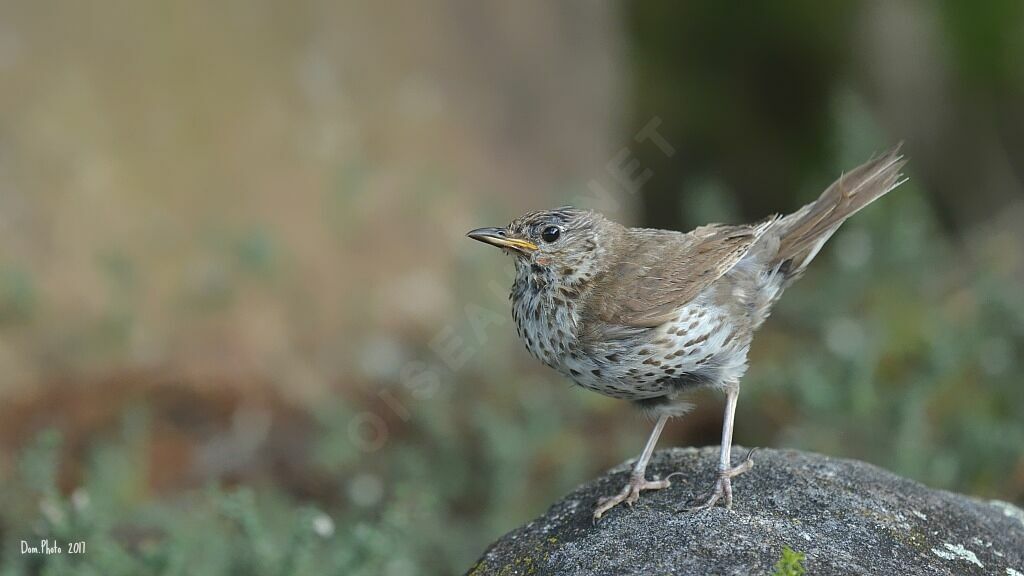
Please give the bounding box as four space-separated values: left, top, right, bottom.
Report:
681 384 754 512
593 413 674 521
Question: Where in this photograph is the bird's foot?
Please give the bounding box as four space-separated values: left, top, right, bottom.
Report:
678 449 755 512
593 473 674 522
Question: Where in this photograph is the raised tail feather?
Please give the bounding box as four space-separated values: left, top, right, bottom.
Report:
772 144 907 281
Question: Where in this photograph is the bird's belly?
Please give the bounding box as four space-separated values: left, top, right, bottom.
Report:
563 303 751 400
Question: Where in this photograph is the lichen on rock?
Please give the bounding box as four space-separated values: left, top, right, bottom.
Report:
468 447 1024 576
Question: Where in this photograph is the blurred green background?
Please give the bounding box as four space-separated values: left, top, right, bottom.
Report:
0 1 1022 574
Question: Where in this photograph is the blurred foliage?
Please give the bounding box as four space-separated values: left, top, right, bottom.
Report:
1 175 1021 572
627 0 1024 230
2 427 350 576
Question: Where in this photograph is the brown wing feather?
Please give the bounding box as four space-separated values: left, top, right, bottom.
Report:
582 218 776 336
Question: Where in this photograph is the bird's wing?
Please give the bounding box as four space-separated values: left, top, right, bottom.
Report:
582 219 776 335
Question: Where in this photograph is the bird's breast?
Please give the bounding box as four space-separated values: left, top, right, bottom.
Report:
511 285 579 370
513 285 755 400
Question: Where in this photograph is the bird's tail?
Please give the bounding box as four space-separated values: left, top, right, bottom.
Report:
771 145 907 283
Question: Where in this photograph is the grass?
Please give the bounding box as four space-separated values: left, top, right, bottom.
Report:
771 547 806 576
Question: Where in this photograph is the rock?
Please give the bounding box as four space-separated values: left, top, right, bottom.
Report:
467 447 1024 576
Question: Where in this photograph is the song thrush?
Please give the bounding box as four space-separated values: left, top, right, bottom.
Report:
468 146 907 520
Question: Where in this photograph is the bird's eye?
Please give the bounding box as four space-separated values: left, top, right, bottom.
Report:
541 226 562 243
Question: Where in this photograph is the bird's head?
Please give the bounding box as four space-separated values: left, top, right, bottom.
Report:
467 207 618 284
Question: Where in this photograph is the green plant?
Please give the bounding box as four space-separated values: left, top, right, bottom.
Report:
771 546 806 576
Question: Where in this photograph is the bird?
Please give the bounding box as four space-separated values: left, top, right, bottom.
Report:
467 146 907 520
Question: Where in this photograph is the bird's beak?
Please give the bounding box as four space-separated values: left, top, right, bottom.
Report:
466 227 538 253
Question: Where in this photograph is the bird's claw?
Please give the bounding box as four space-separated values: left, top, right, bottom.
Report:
678 449 755 512
593 474 673 522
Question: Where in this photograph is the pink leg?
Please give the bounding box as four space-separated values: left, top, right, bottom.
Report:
593 414 675 521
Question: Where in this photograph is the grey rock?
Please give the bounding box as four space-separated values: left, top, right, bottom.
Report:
467 447 1024 576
